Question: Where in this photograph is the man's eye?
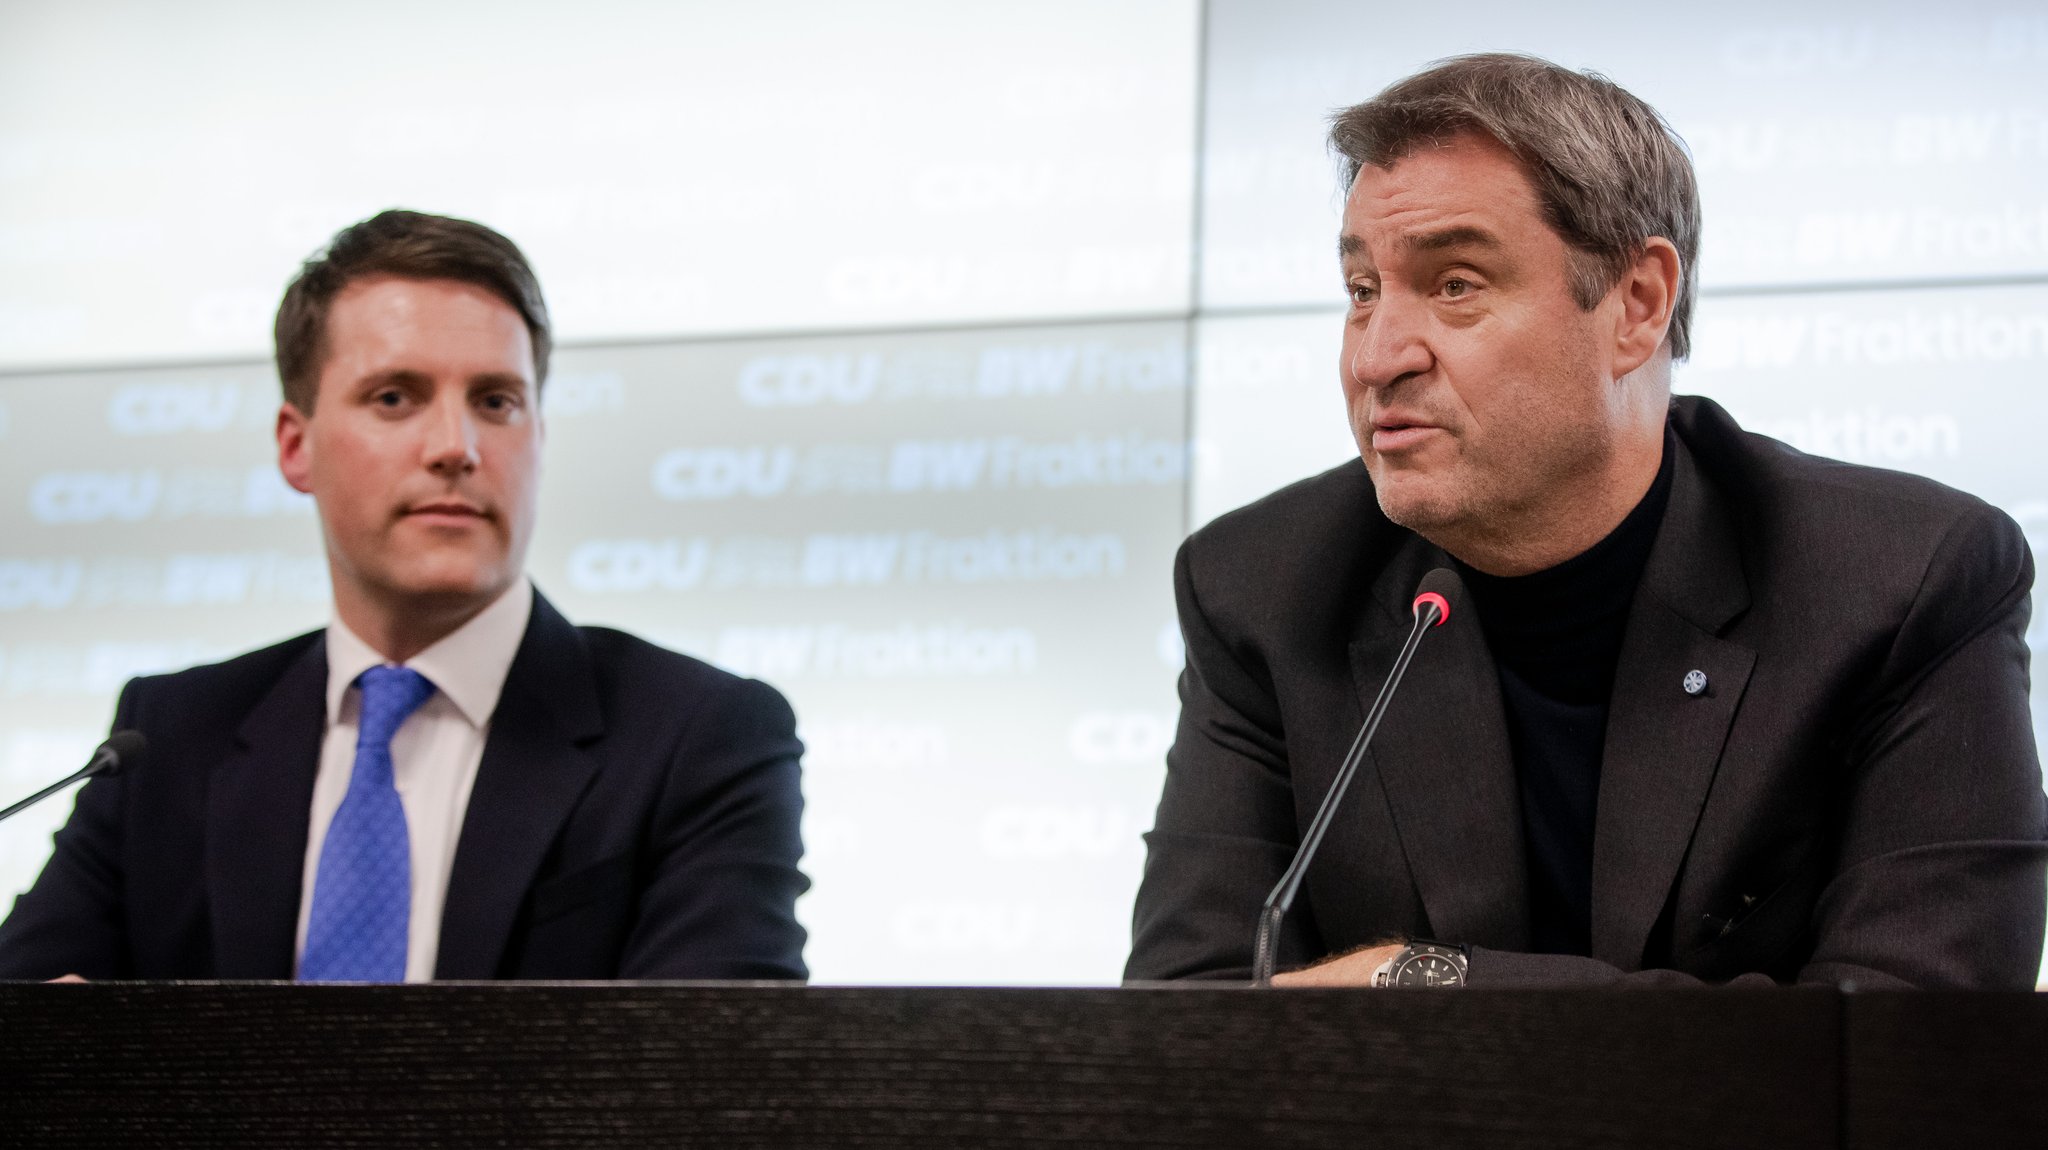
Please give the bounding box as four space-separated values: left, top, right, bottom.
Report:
1442 278 1472 298
371 389 405 407
1348 283 1377 305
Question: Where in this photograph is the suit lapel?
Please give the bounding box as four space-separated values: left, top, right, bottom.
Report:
207 636 327 979
434 593 606 979
1348 549 1530 950
1591 439 1755 969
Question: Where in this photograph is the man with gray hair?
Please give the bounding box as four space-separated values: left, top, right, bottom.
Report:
1128 53 2046 988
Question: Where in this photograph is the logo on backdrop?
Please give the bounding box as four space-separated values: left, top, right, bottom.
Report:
979 804 1144 860
1739 409 1962 464
1693 306 2048 372
735 341 1185 408
800 718 949 771
0 554 326 612
541 372 625 417
106 383 244 436
27 469 312 523
650 437 1187 501
712 624 1038 678
568 531 1127 593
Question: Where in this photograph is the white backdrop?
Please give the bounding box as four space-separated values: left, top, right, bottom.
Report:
2 0 2043 984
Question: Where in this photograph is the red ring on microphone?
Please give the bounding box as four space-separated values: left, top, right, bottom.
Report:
1412 591 1450 627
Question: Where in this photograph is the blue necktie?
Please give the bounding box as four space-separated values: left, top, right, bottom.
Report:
300 665 436 982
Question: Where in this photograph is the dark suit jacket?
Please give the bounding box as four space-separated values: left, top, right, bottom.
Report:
0 591 809 981
1128 395 2047 989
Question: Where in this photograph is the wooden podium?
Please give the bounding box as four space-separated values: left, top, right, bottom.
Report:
1 984 2040 1147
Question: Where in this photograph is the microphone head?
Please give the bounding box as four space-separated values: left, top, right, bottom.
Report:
97 730 147 777
1411 567 1461 627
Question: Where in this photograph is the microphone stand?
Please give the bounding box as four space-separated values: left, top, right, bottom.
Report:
1251 591 1446 985
0 734 143 826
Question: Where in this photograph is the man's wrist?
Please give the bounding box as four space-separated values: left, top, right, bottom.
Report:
1370 939 1470 987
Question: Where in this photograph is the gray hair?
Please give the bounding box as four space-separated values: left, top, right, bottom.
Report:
1330 53 1701 361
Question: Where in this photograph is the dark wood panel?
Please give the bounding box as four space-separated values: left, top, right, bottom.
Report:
0 984 1836 1148
1844 992 2048 1150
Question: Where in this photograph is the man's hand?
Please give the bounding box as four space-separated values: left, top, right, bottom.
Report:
46 974 86 983
1270 942 1404 987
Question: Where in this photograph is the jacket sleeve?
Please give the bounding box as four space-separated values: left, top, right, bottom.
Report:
1126 538 1322 981
0 681 142 980
1470 503 2048 990
616 674 811 981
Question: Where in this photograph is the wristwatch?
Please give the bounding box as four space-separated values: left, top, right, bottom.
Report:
1371 940 1469 987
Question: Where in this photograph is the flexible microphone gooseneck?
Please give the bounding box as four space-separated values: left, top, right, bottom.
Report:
1251 568 1458 985
0 730 147 826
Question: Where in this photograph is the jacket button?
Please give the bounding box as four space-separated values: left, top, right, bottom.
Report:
1682 669 1708 696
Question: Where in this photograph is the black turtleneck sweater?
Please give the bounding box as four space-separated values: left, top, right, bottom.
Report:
1455 432 1675 956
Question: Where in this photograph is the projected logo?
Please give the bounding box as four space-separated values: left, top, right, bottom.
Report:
27 468 310 523
567 531 1127 592
1693 111 2045 180
0 560 80 611
736 341 1185 408
714 624 1038 678
106 382 246 436
979 804 1144 860
28 472 158 524
1718 17 2048 77
1688 303 2048 376
1741 410 1961 465
541 372 626 418
650 437 1186 500
910 157 1188 212
892 900 1055 955
823 247 1186 310
0 554 326 612
802 718 950 771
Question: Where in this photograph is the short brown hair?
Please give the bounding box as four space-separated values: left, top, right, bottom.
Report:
273 209 552 411
1330 53 1701 360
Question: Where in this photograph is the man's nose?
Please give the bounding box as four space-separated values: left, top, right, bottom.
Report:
1346 293 1433 393
422 393 480 476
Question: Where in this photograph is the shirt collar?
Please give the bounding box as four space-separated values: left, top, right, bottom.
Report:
324 579 535 729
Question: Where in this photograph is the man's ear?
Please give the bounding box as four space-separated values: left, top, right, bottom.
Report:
276 402 315 495
1611 237 1681 379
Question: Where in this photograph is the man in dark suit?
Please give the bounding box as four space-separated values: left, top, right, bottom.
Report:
0 210 808 981
1127 54 2047 989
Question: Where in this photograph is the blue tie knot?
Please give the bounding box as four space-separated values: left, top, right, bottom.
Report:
356 665 437 751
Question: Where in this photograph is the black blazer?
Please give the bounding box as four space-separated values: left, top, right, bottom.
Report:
1128 396 2048 989
0 592 809 981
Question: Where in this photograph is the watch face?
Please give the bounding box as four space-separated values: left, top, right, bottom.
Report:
1390 950 1465 987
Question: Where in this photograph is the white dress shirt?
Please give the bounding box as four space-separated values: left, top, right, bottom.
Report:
293 579 534 982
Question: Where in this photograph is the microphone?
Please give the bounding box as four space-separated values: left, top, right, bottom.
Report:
0 731 147 826
1251 569 1457 985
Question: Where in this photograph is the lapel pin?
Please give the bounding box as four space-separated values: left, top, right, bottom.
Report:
1682 669 1708 696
